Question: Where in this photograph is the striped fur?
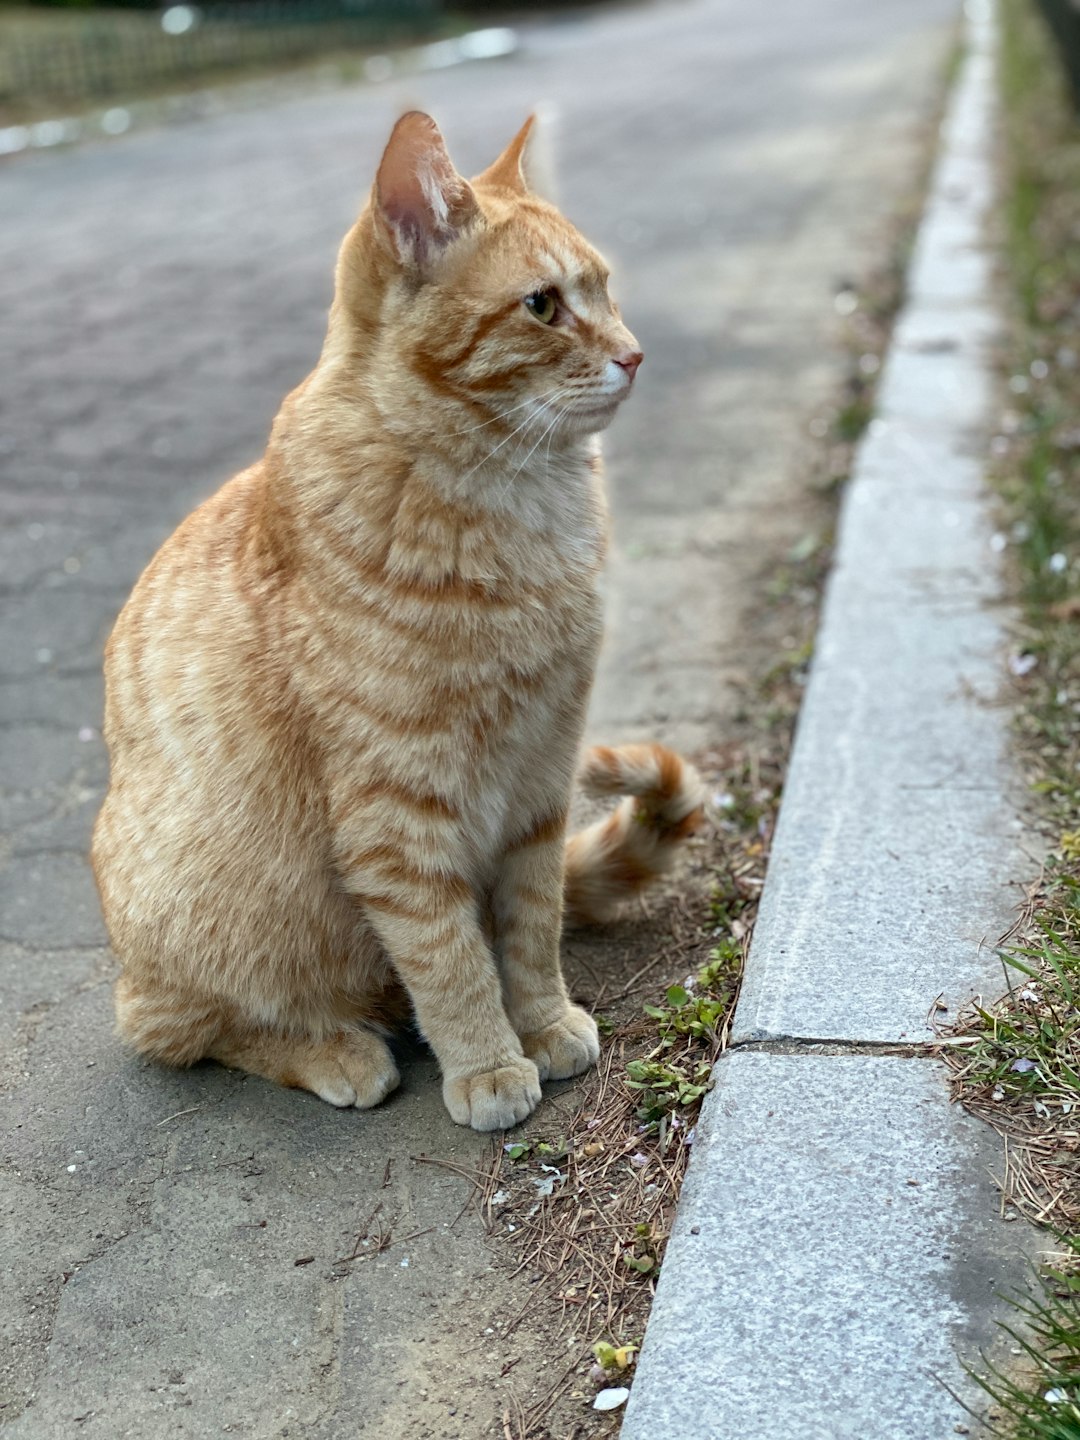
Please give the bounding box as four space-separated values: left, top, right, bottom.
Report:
91 113 702 1132
566 744 708 926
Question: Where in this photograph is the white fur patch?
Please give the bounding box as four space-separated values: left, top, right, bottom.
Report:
418 157 451 231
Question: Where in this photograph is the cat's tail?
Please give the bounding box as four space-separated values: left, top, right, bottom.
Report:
563 744 708 926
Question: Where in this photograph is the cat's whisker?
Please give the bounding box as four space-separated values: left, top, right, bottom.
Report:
456 388 573 491
457 403 551 479
451 389 564 437
543 400 568 476
500 405 567 495
488 392 575 507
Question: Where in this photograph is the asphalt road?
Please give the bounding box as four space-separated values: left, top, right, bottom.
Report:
0 0 956 1434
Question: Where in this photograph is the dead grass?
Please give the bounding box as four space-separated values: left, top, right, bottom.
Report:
945 857 1080 1238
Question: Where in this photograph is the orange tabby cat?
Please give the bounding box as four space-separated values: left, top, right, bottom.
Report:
91 112 705 1131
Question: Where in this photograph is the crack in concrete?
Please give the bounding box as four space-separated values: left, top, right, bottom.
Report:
726 1035 950 1059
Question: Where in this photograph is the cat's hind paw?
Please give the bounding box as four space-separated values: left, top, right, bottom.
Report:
443 1057 541 1131
212 1027 400 1109
313 1029 400 1109
521 1005 600 1082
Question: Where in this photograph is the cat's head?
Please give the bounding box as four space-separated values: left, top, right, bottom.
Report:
334 112 641 451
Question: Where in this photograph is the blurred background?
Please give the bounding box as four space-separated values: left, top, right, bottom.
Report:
0 0 480 127
1 0 1077 138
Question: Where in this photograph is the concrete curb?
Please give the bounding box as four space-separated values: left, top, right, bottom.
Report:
622 2 1032 1435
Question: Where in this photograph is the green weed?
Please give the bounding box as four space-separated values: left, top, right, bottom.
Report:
971 1239 1080 1439
625 944 741 1135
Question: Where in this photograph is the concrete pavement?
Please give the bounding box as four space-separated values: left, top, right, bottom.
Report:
1 1 961 1434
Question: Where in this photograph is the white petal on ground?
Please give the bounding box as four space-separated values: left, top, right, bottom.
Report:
593 1388 630 1412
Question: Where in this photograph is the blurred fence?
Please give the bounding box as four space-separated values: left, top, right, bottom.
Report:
1037 0 1080 108
0 0 442 109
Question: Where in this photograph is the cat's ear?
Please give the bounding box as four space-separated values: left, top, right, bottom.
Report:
475 115 537 195
373 111 480 268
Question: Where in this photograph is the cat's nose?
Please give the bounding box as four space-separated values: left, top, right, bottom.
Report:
613 349 643 383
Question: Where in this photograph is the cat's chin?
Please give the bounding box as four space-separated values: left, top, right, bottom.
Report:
564 399 621 435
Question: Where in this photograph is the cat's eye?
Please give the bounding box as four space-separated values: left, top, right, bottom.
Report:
524 290 559 325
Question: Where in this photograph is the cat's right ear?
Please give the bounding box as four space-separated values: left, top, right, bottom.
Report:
373 112 480 269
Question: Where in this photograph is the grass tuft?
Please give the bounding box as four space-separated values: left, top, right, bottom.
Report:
971 1237 1080 1439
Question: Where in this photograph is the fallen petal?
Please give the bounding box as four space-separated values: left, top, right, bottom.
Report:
593 1387 630 1412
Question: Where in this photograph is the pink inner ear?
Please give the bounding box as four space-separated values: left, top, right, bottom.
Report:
376 112 478 261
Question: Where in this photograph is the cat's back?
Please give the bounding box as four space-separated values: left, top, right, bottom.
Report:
94 455 337 925
106 462 276 706
97 459 305 825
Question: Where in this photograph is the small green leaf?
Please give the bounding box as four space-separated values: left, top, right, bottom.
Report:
593 1341 619 1370
624 1254 655 1274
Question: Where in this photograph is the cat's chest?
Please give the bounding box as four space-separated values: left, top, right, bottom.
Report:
376 531 602 664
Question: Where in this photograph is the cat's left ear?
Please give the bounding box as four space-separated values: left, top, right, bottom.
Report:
373 111 480 268
474 115 537 195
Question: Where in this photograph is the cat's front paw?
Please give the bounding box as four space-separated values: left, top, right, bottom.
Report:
521 1005 600 1082
443 1056 542 1132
